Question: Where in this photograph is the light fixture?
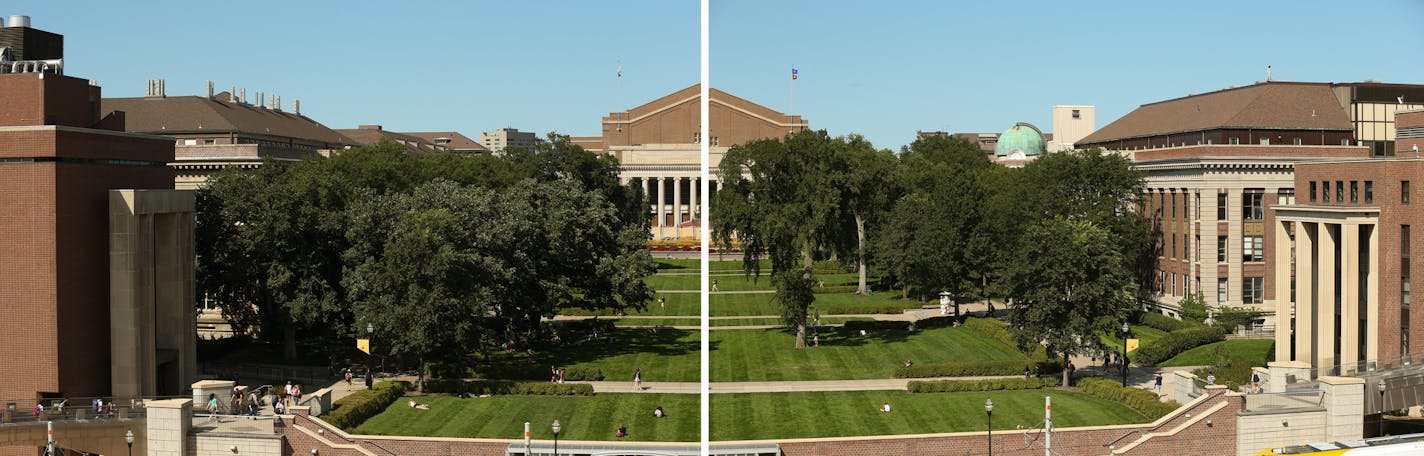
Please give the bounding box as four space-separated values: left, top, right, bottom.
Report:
230 445 239 453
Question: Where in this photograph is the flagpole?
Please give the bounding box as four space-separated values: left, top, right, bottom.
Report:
790 64 795 117
617 61 623 111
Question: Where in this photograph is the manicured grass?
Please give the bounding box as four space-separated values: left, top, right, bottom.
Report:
656 259 701 271
357 393 699 442
1160 339 1275 367
708 272 862 291
645 274 701 291
614 318 701 327
561 293 700 317
710 317 872 327
1098 325 1168 359
711 292 923 316
710 390 1148 440
710 327 1025 381
479 329 700 382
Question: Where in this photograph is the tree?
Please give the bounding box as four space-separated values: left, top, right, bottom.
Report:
1179 292 1208 323
832 135 897 295
1003 217 1140 387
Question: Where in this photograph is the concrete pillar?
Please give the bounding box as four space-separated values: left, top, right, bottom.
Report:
1298 222 1316 364
691 176 700 221
656 176 666 237
673 176 683 239
1367 223 1380 363
1342 223 1361 371
1267 360 1312 392
191 380 234 412
145 398 192 456
1319 376 1365 442
1172 371 1199 404
1275 220 1293 363
1318 223 1338 374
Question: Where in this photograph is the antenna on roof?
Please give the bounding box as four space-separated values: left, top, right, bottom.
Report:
294 99 300 115
206 80 214 99
1266 65 1272 82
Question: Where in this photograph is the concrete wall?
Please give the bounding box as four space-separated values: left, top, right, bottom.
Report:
111 189 197 399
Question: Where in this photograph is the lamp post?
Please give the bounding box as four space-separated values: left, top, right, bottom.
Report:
1378 379 1387 436
125 429 134 456
365 323 375 388
985 398 993 456
1121 322 1131 387
551 419 561 456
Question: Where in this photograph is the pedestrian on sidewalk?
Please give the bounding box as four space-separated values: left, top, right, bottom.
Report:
634 368 643 391
344 369 353 389
1251 372 1261 393
1154 372 1164 393
1207 372 1216 386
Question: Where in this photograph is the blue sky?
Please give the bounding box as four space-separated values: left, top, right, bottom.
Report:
712 0 1424 150
8 0 697 138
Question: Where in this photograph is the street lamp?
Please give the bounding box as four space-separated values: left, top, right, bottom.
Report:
365 323 375 388
551 419 561 456
984 399 993 456
1121 322 1131 387
125 429 134 456
1378 379 1387 436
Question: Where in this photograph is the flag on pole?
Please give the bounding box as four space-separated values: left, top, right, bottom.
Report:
357 338 370 354
617 64 622 78
791 68 798 80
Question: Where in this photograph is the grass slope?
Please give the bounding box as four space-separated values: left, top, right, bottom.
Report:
479 329 700 382
357 393 698 442
710 317 872 327
710 327 1024 381
1160 339 1275 367
710 390 1147 440
711 293 923 317
561 293 700 317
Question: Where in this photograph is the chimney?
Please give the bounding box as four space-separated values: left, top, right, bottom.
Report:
258 92 264 109
206 80 214 99
145 79 166 98
1267 65 1272 82
273 95 282 112
240 88 246 104
229 86 237 103
294 99 300 115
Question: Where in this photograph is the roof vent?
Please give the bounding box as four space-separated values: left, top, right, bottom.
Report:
6 16 31 28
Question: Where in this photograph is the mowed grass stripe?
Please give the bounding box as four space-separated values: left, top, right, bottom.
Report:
1160 338 1274 367
711 293 923 316
710 327 1025 381
645 274 701 291
709 390 1147 440
561 293 700 317
357 393 699 442
480 329 700 382
710 317 872 327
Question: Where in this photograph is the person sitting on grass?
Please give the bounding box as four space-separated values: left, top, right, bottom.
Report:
407 400 430 410
654 406 666 418
881 402 892 413
904 359 914 368
616 423 628 437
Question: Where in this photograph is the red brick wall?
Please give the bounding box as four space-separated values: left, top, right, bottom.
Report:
1134 144 1368 161
0 161 60 401
0 74 103 128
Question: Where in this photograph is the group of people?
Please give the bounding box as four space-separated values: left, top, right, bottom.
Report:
550 366 567 384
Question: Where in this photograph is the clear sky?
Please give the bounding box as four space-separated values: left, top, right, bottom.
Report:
712 0 1424 150
8 0 697 138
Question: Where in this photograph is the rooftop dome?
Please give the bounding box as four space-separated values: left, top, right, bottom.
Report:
994 122 1046 157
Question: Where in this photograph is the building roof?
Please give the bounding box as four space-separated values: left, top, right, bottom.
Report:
403 131 488 152
104 93 351 146
995 123 1046 157
335 126 443 155
1078 82 1353 145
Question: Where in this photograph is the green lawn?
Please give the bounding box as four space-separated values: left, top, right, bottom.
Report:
710 317 872 327
710 327 1025 381
1160 339 1275 367
656 259 701 271
357 393 698 442
561 293 700 317
710 390 1148 440
645 274 701 291
1098 325 1168 360
711 292 923 317
708 272 862 292
479 329 700 382
614 318 701 327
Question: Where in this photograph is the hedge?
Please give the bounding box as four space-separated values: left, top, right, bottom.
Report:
422 380 595 396
1192 361 1256 392
325 381 407 430
894 360 1056 378
1139 312 1197 332
908 377 1060 393
1133 326 1226 366
841 320 914 332
818 304 915 315
1078 377 1180 420
472 365 605 381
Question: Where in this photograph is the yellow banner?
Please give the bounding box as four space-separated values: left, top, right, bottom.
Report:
357 338 370 354
1126 338 1140 353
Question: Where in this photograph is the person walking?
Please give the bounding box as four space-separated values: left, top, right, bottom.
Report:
206 394 220 422
711 279 719 292
633 368 643 391
344 369 353 390
1154 372 1164 394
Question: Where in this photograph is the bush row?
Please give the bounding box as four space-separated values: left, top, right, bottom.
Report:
894 359 1060 378
1134 326 1226 366
472 365 605 381
1077 377 1180 420
908 377 1060 393
841 320 913 331
1138 312 1196 332
325 381 407 430
817 304 914 315
422 379 595 396
1192 361 1257 392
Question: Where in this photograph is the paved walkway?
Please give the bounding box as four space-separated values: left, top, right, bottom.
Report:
709 290 773 294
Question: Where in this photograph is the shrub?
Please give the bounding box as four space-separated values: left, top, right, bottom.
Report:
915 316 956 329
325 381 407 430
894 360 1034 378
820 304 913 314
422 380 594 396
1134 326 1226 366
1192 361 1257 392
908 377 1060 393
842 320 914 332
1078 377 1180 420
1139 312 1196 333
473 365 604 381
962 317 1063 373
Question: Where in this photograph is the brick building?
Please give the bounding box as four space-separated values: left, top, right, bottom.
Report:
0 21 195 428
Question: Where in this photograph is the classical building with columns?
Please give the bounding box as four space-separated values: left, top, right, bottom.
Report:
575 84 808 240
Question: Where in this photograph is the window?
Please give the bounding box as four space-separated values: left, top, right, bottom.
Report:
1336 181 1344 203
1323 181 1331 203
1072 109 1081 119
1218 278 1228 304
1243 277 1264 304
183 139 198 146
1230 137 1240 145
1172 274 1178 296
1366 181 1374 204
1293 138 1303 145
1351 181 1359 203
1309 182 1317 202
1405 181 1411 204
1217 192 1228 220
1342 138 1350 146
1242 192 1264 220
1242 235 1264 262
1218 235 1228 262
1171 236 1177 259
1183 234 1190 262
1260 138 1270 145
1195 192 1201 220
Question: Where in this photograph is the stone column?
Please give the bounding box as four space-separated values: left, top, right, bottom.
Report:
1267 360 1312 392
1275 220 1293 363
673 176 683 239
1342 222 1361 370
1297 222 1316 364
1317 223 1338 373
146 398 192 456
1367 223 1380 363
656 176 666 237
1319 376 1365 442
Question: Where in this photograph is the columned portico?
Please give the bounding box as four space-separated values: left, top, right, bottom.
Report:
1274 204 1380 376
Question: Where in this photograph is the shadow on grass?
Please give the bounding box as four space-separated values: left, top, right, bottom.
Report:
475 328 712 374
784 326 920 347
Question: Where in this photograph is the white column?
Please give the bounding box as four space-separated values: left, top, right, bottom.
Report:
673 176 683 238
1275 220 1293 363
1342 222 1360 370
656 177 667 237
1317 223 1338 372
691 177 700 221
1367 223 1380 362
1298 222 1316 364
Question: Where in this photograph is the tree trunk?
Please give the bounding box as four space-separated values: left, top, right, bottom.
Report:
417 355 426 393
795 322 807 348
903 285 909 299
283 319 297 361
1062 352 1071 387
855 213 868 295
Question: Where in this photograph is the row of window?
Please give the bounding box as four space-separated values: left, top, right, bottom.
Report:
1122 137 1350 150
1159 272 1262 304
1307 180 1379 204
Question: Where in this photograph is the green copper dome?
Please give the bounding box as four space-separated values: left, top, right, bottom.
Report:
994 122 1046 157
